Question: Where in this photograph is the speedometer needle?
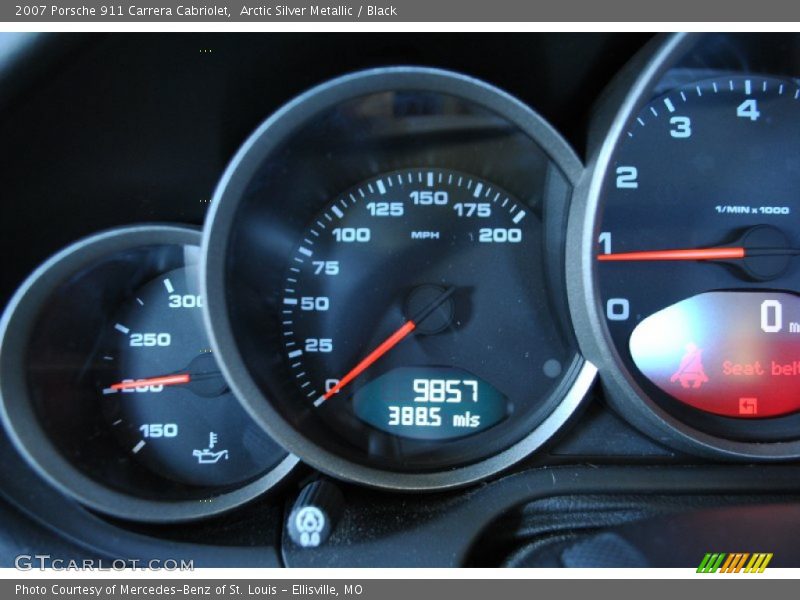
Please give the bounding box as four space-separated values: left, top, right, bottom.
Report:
314 286 456 407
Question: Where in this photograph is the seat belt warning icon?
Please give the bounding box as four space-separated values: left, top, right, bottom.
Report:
671 342 709 389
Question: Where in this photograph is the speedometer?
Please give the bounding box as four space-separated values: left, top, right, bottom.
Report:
204 68 596 489
283 168 561 457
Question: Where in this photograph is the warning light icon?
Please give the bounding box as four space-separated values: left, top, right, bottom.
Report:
739 397 758 415
670 342 710 389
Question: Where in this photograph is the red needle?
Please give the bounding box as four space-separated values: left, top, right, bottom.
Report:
598 247 746 262
110 373 191 391
315 285 456 407
315 320 417 407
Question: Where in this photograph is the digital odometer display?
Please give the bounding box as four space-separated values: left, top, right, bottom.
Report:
352 367 508 440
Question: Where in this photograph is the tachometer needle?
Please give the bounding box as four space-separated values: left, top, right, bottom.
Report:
315 286 456 407
598 246 800 262
598 226 800 263
598 247 746 262
109 373 191 391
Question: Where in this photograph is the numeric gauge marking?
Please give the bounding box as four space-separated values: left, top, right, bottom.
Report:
0 226 296 521
280 169 530 410
102 266 284 487
597 75 800 433
201 67 594 486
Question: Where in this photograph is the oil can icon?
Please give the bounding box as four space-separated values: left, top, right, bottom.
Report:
670 342 709 389
192 432 229 464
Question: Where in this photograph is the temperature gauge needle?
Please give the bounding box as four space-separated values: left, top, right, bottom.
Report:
106 352 228 396
109 373 191 390
315 286 456 407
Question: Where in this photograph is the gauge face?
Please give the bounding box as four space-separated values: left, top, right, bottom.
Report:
103 266 281 487
596 75 800 440
204 68 595 488
0 226 294 521
280 168 574 467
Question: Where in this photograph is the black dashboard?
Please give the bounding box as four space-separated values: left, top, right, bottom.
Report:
2 32 800 569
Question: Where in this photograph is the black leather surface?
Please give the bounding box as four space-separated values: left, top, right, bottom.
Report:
476 494 800 567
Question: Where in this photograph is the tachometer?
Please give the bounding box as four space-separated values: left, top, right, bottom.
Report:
571 32 800 458
283 168 565 456
204 68 596 489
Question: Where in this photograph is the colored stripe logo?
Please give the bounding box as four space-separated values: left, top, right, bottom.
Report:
697 553 773 573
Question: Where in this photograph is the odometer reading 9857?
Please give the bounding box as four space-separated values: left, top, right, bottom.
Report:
353 367 508 440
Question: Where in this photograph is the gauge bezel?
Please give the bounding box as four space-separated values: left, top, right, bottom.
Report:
568 32 800 460
0 224 298 522
203 66 597 491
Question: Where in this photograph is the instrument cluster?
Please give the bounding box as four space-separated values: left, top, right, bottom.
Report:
2 33 800 522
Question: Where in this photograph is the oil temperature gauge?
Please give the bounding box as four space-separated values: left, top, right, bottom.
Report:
102 265 277 488
0 225 296 522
